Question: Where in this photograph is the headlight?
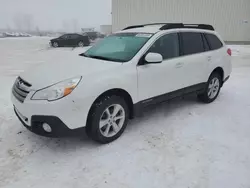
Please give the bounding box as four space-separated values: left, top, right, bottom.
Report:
31 77 81 101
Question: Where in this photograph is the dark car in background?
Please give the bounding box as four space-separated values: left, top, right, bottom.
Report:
82 31 106 40
50 33 90 47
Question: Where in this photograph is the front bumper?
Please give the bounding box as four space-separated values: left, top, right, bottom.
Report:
11 90 92 130
14 107 85 137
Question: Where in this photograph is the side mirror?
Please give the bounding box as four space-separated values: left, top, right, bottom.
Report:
145 53 163 64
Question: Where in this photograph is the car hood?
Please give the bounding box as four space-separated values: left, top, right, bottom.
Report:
20 54 122 90
50 38 59 41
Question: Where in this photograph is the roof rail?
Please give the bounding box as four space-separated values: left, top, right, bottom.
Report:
160 24 214 31
123 23 170 30
123 25 144 30
123 23 214 31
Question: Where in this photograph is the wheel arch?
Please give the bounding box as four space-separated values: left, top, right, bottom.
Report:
52 40 59 46
87 88 135 124
210 67 224 81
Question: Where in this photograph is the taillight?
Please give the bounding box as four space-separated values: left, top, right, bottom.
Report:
227 48 232 56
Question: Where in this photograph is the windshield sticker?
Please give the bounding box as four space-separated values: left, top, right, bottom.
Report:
136 34 152 38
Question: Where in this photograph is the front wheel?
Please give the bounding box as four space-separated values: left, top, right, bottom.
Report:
52 42 59 47
198 72 222 103
86 96 129 144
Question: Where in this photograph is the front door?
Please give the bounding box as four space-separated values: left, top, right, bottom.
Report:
66 34 76 46
137 33 184 102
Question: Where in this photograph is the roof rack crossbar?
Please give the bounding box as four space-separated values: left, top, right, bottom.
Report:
123 23 214 31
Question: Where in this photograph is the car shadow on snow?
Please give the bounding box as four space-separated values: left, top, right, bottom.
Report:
126 94 205 132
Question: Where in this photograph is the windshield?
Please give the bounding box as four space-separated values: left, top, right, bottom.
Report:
82 33 152 62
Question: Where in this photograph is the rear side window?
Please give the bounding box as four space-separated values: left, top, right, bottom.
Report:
202 34 210 51
71 34 79 39
205 33 223 50
181 32 204 55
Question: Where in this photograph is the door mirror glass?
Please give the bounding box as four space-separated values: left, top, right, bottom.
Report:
145 53 163 64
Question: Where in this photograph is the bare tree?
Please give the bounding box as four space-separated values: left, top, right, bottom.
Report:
23 14 34 31
13 13 23 31
62 20 70 32
35 26 40 36
6 24 12 32
13 13 34 31
72 19 79 32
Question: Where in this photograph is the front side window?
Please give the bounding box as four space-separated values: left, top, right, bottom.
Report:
83 33 152 62
147 33 179 60
181 32 204 55
60 34 68 39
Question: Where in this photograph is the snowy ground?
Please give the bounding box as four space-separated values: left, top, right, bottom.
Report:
0 38 250 188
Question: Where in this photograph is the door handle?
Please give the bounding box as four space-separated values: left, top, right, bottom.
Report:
175 62 184 68
207 56 212 61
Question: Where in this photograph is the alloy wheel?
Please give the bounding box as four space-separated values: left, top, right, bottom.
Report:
208 77 220 99
53 42 58 47
99 104 126 138
78 42 84 47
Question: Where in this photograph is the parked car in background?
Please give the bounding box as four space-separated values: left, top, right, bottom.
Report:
82 31 105 40
3 32 31 38
50 33 90 47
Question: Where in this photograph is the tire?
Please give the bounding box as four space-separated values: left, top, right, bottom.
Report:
78 41 84 47
86 95 129 144
52 42 59 48
198 72 222 103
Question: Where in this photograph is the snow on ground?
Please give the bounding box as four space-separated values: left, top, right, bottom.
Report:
228 45 250 57
0 38 250 188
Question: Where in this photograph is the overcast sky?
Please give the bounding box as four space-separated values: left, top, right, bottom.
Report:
0 0 111 31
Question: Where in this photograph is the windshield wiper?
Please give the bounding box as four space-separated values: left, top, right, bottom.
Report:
79 53 124 62
79 53 88 57
86 55 113 61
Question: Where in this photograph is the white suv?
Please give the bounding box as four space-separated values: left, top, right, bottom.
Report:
11 23 232 143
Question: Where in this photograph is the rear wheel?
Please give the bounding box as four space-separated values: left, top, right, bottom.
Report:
78 41 84 47
198 72 222 103
86 96 129 144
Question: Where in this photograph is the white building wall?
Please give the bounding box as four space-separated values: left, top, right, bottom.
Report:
100 25 112 35
112 0 250 41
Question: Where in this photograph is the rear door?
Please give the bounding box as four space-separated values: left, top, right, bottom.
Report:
178 32 209 89
71 34 81 46
204 33 228 80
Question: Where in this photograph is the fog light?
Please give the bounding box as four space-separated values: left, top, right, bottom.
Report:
42 123 52 133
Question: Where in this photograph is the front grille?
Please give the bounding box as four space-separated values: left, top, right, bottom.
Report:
12 77 32 103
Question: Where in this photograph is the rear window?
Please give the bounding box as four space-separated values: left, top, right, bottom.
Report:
205 33 223 50
181 32 204 55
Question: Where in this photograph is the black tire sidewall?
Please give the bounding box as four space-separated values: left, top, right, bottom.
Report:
204 72 222 103
87 96 129 144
